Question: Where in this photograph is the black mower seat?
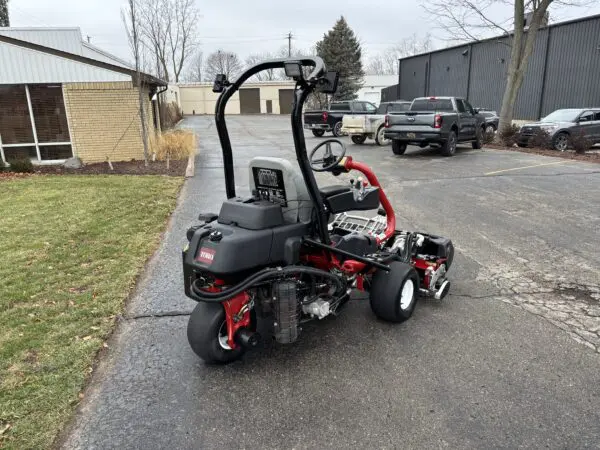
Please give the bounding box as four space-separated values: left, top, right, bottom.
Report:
320 185 350 197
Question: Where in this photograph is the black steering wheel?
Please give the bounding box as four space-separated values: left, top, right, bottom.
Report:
309 139 347 172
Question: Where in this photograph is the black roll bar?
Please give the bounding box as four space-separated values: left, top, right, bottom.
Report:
214 57 331 243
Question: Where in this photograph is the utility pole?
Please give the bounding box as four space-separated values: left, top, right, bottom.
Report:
287 32 292 57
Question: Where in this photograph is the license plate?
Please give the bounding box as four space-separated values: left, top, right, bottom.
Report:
406 132 416 138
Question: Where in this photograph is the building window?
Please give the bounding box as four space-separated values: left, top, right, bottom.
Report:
0 84 72 164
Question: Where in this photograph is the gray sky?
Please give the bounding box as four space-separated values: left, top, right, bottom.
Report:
9 0 600 64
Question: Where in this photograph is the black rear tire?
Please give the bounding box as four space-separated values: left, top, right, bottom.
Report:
332 121 343 137
370 262 419 323
351 135 367 145
441 130 457 156
187 302 246 364
312 129 325 138
517 143 528 148
392 141 407 155
472 127 483 149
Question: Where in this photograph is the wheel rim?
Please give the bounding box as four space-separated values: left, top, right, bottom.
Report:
485 125 494 135
334 122 343 136
449 134 456 153
556 135 568 151
400 279 415 310
217 321 232 350
378 128 389 144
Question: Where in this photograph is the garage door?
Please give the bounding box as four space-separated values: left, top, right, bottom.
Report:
278 89 295 114
239 88 261 114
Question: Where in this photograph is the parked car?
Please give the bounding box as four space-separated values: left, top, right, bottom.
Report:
517 108 600 151
303 100 378 137
475 109 499 134
341 101 412 145
384 96 485 156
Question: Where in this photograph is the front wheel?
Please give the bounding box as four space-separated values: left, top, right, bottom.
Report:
187 302 246 364
392 141 407 155
312 129 325 138
351 135 367 145
370 262 419 323
553 132 569 151
332 121 344 137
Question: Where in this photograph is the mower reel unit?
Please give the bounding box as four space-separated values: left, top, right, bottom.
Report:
182 57 454 364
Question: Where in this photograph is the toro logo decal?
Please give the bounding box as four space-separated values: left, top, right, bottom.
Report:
196 247 216 264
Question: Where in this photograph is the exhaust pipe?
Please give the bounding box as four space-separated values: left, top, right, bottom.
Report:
235 328 261 348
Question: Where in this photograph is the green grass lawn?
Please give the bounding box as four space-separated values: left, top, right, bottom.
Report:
0 175 183 449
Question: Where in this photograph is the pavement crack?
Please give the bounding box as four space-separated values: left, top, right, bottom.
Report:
121 311 191 321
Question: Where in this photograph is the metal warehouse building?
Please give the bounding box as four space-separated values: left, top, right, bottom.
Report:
383 14 600 121
0 27 165 164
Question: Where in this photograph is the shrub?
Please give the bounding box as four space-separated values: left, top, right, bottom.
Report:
7 158 34 173
151 130 197 163
499 124 520 147
528 129 552 149
482 128 495 145
570 129 592 154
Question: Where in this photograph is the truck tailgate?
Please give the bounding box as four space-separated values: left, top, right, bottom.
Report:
303 111 325 125
388 113 436 128
342 115 366 130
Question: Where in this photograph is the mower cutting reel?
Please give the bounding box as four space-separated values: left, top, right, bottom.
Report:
182 56 454 364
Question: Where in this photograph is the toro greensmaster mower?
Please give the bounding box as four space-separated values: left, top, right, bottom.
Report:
182 57 454 364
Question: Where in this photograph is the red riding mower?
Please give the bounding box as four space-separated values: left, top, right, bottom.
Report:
182 57 454 364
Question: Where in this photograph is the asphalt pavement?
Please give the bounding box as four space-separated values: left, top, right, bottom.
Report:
62 115 600 449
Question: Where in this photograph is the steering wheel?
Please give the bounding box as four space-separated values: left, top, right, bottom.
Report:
309 139 347 172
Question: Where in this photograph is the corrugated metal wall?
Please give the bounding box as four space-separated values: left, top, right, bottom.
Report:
429 46 471 98
395 15 600 120
381 84 399 102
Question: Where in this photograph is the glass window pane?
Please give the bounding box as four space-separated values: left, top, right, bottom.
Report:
39 145 73 160
0 86 35 145
4 146 37 161
29 85 71 143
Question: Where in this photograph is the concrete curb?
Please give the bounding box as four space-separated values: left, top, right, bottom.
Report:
185 152 195 178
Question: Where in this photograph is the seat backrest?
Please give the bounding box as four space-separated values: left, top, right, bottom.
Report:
249 157 313 223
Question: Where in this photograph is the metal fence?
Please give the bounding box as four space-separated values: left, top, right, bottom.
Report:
390 14 600 120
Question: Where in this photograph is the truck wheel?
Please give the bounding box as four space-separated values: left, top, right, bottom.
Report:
312 129 325 138
553 132 569 151
392 141 407 155
375 126 390 146
370 262 419 323
187 302 246 365
351 135 367 145
472 126 483 149
332 121 344 137
441 130 457 156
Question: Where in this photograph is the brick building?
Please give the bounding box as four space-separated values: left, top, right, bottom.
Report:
0 28 165 164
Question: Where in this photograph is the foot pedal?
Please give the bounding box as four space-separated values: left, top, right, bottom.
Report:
434 280 450 300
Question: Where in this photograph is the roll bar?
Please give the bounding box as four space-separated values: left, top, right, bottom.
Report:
213 57 334 243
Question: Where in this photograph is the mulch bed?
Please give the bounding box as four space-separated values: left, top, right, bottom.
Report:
35 159 187 176
485 143 600 164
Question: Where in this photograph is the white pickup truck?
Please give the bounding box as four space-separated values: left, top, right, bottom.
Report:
341 101 412 145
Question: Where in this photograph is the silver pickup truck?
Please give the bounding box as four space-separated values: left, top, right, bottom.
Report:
341 101 412 145
384 97 485 156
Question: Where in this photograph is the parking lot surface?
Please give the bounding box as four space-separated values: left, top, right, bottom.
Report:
63 115 600 449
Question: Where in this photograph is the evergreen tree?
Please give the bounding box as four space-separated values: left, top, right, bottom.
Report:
315 16 364 100
0 0 9 27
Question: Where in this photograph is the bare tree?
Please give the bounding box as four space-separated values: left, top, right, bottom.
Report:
365 33 433 75
205 50 243 82
136 0 200 82
122 0 150 166
184 50 203 82
421 0 587 133
245 53 280 81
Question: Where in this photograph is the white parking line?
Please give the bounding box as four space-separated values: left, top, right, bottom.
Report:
485 160 569 176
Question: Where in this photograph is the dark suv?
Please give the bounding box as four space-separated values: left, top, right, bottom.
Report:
518 108 600 151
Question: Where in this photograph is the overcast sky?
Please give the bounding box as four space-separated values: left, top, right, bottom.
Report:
9 0 600 64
